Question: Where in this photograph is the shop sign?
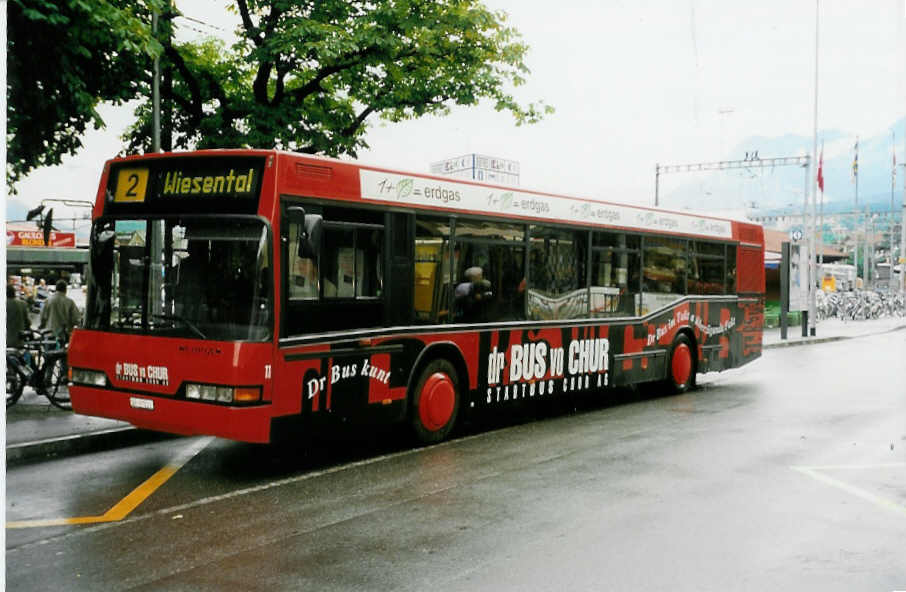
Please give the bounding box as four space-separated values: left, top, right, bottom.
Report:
6 230 76 248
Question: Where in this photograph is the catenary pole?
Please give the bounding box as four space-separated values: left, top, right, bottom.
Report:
864 206 870 288
902 130 906 293
152 10 160 153
892 131 897 291
802 159 810 337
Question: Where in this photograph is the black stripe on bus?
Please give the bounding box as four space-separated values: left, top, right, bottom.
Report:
284 344 405 362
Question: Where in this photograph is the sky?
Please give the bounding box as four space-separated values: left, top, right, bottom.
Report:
8 0 906 232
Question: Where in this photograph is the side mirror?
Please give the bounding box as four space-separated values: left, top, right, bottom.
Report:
300 214 322 259
287 206 322 260
90 225 116 266
89 225 117 295
287 206 306 225
96 229 116 244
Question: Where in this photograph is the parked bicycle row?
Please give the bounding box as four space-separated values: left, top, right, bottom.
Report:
6 328 71 409
815 289 906 322
7 281 79 409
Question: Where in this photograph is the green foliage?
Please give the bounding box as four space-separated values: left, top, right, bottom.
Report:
125 0 552 156
6 0 163 190
7 0 550 189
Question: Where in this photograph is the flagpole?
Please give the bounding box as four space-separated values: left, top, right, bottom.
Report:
853 137 859 284
818 141 824 269
808 0 819 336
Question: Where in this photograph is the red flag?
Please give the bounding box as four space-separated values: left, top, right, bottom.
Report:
852 137 859 182
817 143 824 192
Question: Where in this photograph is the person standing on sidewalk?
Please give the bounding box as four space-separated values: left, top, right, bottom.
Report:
7 284 30 348
39 280 81 343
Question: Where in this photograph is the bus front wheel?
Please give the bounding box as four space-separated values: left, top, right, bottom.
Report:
667 334 697 394
410 359 460 444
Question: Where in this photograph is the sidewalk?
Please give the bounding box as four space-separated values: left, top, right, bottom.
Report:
6 316 906 466
5 391 172 467
762 316 906 349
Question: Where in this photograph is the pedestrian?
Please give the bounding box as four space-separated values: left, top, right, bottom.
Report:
39 280 81 343
7 284 30 348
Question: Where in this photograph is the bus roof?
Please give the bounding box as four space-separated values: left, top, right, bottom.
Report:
98 149 763 244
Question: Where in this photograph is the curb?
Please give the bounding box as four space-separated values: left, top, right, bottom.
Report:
763 335 848 349
6 426 178 467
763 323 906 350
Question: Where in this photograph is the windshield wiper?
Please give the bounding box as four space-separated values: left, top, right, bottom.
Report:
152 313 207 340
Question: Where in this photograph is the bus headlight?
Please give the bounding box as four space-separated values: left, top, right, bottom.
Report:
71 368 108 387
185 383 261 404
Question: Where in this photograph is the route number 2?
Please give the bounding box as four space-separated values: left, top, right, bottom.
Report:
114 168 149 203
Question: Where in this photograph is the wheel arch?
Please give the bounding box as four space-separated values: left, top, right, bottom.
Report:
406 341 469 402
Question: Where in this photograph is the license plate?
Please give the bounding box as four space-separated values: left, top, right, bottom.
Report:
129 397 154 411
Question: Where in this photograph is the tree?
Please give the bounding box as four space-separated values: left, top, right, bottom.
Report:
125 0 551 156
6 0 163 190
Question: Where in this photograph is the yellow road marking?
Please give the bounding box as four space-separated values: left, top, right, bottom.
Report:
792 463 906 518
6 436 213 529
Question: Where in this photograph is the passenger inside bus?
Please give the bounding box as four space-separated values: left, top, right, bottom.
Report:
454 266 492 322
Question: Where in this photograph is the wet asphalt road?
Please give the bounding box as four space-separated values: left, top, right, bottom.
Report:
6 330 906 591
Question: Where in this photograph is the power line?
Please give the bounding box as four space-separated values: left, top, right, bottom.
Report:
656 155 808 177
175 14 227 33
654 155 810 206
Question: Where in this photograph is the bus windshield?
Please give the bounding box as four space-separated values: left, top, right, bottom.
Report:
86 216 272 341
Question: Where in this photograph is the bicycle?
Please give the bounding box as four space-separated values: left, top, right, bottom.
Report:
6 329 71 410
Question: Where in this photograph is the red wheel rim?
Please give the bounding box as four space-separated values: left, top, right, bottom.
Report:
418 372 455 431
671 343 692 386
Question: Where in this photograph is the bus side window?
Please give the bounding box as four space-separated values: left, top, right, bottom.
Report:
527 226 587 320
413 217 452 324
689 241 726 295
726 245 738 293
453 220 525 323
320 227 382 299
641 237 688 314
591 232 640 317
355 228 383 298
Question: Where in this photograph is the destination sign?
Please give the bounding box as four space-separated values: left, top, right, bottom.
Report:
161 168 257 198
105 156 266 215
359 170 733 239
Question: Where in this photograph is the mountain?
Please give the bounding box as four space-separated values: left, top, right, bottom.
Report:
6 197 31 223
665 118 906 217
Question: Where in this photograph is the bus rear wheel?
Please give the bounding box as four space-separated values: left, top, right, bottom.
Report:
410 359 460 444
667 334 696 394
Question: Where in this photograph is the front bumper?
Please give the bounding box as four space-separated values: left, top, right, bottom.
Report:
71 385 274 443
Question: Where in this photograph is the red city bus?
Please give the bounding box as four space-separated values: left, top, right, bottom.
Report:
69 150 764 444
